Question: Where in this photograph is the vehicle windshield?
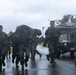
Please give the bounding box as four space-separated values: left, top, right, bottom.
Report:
56 25 75 42
59 33 71 42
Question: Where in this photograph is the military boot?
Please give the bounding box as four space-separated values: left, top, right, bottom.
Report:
25 62 28 67
46 54 49 61
0 66 2 72
22 63 24 70
12 58 14 63
3 61 5 66
50 58 56 64
25 56 29 67
74 60 76 68
0 62 2 72
16 63 19 69
40 54 42 58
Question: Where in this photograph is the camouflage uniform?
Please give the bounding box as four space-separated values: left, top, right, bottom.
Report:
43 27 61 63
0 32 8 67
10 32 20 65
13 25 33 68
6 31 13 59
29 29 42 60
19 30 30 67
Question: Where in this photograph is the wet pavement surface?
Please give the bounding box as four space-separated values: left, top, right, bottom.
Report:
0 46 76 75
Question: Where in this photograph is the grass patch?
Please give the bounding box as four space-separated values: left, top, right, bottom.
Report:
38 43 48 48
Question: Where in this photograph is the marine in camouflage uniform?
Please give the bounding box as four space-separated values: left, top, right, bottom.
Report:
0 25 8 70
19 27 30 68
29 29 42 60
13 25 33 69
6 31 13 59
43 21 61 64
10 32 20 67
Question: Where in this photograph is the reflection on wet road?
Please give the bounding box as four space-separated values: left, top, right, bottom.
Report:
0 46 76 75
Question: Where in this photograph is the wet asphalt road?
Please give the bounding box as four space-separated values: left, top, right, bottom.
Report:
0 46 76 75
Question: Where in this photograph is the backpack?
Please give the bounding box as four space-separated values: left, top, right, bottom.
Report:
15 25 34 44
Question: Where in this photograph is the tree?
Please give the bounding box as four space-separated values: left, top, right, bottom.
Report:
59 14 76 26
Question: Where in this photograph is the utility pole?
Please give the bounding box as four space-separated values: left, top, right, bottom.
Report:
42 27 45 37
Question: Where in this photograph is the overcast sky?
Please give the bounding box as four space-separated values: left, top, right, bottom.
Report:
0 0 76 33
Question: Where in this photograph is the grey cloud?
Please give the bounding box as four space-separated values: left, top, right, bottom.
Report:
0 0 76 33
